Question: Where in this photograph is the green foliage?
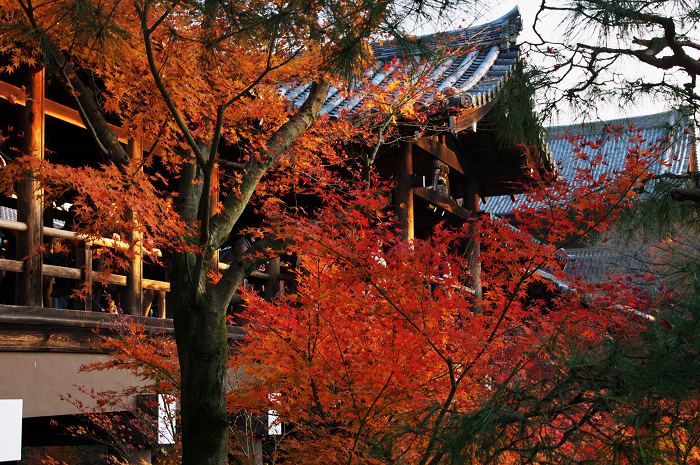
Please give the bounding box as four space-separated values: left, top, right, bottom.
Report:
416 302 700 465
485 64 547 155
612 174 700 295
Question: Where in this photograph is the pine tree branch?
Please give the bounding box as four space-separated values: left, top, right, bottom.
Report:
17 1 129 167
669 187 700 204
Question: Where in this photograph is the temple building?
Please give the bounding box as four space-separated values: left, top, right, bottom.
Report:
0 7 548 462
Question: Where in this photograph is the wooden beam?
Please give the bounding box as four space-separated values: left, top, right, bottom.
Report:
0 258 23 273
143 278 170 292
413 187 472 221
104 273 170 291
43 264 81 279
0 80 128 143
0 218 27 231
450 99 497 134
16 67 44 307
0 80 163 148
0 306 247 348
413 136 465 174
0 325 112 353
0 259 172 293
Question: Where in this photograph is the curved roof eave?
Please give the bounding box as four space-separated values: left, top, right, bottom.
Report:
280 7 525 125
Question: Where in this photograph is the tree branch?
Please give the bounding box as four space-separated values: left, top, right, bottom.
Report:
211 235 287 310
209 78 331 249
669 187 700 205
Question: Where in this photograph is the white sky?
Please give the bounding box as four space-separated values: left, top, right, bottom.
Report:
410 0 694 125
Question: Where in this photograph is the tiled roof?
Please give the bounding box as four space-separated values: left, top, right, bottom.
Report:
280 7 524 119
483 111 698 215
0 206 16 222
563 247 655 282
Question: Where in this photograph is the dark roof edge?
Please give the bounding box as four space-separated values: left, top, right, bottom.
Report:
411 6 521 44
546 110 693 136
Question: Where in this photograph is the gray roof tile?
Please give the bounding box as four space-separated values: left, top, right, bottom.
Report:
284 7 524 119
483 111 697 215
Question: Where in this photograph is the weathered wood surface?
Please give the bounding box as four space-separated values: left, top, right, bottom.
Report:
413 136 465 174
43 264 82 279
396 141 415 241
413 187 472 221
16 66 45 306
0 258 23 273
450 99 497 134
0 324 113 353
0 260 172 292
0 306 247 353
0 306 173 329
264 257 281 300
0 218 27 231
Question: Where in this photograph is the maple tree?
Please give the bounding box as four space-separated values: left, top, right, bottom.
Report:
0 0 485 463
226 128 670 464
2 0 699 463
62 128 700 464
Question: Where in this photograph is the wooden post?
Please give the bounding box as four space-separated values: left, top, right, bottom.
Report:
264 257 281 301
16 66 45 306
210 168 219 272
124 136 143 315
395 141 414 242
75 242 93 311
464 182 481 300
92 255 104 311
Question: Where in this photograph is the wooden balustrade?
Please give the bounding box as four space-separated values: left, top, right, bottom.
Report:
0 218 287 316
0 69 287 318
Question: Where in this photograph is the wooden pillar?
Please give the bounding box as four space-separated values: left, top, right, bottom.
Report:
16 66 45 306
264 256 281 301
124 136 143 315
210 168 219 270
75 242 93 311
42 209 54 307
92 256 104 311
395 141 414 242
464 182 481 300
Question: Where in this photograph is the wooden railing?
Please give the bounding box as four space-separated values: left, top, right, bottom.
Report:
0 217 278 316
0 70 289 316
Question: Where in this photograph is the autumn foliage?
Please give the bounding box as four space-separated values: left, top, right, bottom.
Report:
2 0 699 461
61 126 700 464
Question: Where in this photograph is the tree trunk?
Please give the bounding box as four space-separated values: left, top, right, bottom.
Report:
170 79 331 465
171 254 230 465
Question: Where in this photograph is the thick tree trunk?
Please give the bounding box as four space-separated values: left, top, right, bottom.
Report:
171 254 230 465
171 79 331 465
